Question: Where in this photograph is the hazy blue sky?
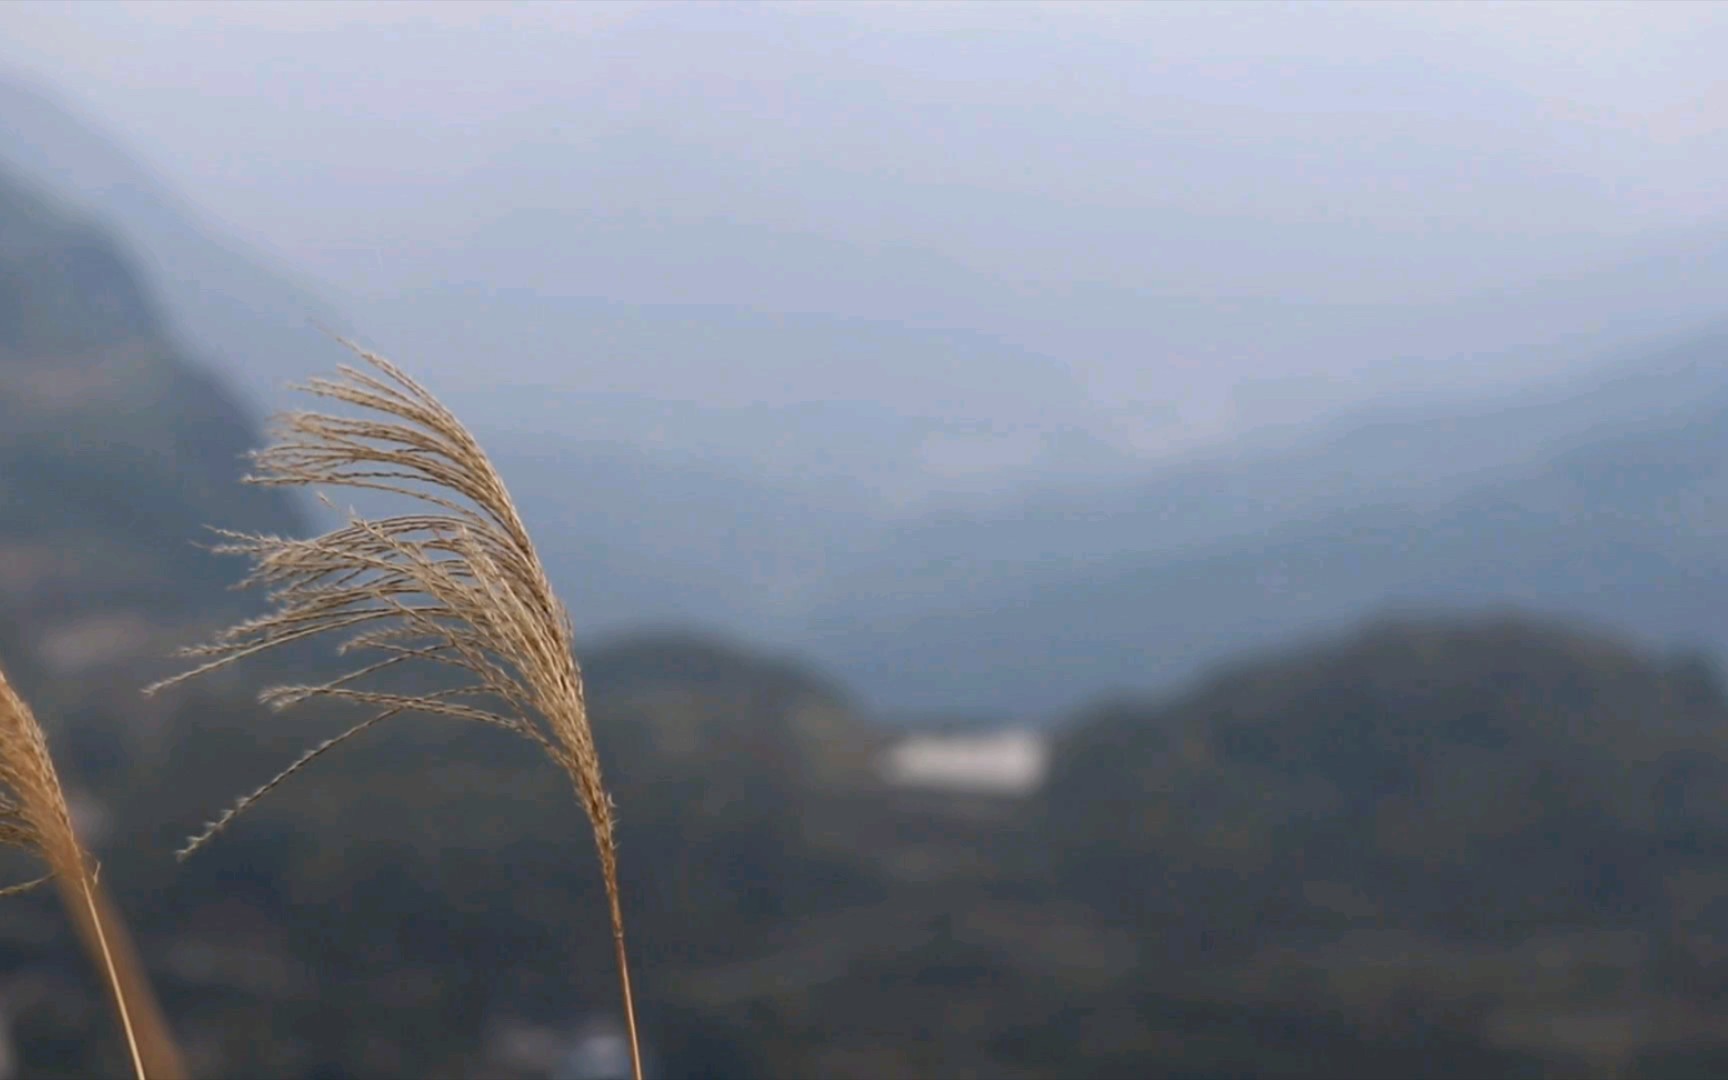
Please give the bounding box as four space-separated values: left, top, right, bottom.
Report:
5 0 1728 492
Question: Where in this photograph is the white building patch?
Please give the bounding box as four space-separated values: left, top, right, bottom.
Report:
882 728 1050 797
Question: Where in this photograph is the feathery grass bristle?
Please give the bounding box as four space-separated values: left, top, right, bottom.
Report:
144 342 641 1078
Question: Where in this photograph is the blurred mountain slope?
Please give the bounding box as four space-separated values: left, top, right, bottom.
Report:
0 165 304 677
1037 613 1728 1076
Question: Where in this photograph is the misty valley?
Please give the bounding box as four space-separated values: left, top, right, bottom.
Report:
8 11 1728 1079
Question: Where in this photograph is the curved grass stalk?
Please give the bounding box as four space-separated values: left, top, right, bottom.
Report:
2 660 185 1080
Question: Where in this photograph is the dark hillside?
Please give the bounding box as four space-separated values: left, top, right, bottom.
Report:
0 167 303 679
1043 614 1728 1075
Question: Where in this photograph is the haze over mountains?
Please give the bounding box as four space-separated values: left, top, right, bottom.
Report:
10 3 1728 464
6 2 1728 718
0 80 348 413
810 324 1728 713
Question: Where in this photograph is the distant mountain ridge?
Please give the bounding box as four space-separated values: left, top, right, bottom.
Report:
800 322 1728 715
0 78 350 408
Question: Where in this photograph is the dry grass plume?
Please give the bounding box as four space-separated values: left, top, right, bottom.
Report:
144 344 641 1079
2 657 185 1080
